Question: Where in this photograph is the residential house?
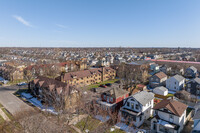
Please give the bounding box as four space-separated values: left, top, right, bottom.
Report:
119 91 154 127
160 65 172 75
166 75 185 92
186 78 200 96
58 67 116 87
151 99 187 133
184 66 198 78
192 108 200 133
98 86 129 112
149 72 167 88
150 63 160 75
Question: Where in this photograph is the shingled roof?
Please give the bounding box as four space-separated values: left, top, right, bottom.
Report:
62 67 115 81
154 72 167 79
31 76 72 95
153 99 187 117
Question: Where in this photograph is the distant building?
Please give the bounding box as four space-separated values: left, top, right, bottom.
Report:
58 67 116 87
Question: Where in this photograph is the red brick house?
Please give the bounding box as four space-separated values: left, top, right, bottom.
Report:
98 87 129 112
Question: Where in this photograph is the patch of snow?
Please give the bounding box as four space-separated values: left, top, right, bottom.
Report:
22 92 58 115
115 122 136 133
21 92 33 99
110 128 115 132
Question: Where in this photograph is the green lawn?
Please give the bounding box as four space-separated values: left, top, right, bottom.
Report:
166 93 174 97
87 79 119 90
1 108 12 120
6 79 27 85
0 115 4 124
75 116 102 132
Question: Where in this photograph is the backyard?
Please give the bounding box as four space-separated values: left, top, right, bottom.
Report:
75 116 102 133
87 79 119 90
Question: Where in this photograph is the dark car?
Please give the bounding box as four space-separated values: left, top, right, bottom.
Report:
105 83 112 87
100 84 107 88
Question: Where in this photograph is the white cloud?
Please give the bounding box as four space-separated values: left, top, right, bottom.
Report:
56 24 67 29
13 15 33 27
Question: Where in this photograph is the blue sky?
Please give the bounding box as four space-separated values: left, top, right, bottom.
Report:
0 0 200 47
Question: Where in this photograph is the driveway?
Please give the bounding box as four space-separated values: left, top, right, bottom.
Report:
0 85 33 115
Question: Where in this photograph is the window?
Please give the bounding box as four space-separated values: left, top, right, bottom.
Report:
127 102 130 107
136 104 139 110
188 84 191 88
110 97 113 102
169 114 174 122
131 103 134 109
140 116 142 121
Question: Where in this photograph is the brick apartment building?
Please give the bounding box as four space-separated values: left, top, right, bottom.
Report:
57 67 116 87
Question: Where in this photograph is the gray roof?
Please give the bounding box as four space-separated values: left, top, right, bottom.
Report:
193 109 200 120
154 86 168 92
132 91 154 106
173 74 185 82
194 78 200 84
189 66 197 72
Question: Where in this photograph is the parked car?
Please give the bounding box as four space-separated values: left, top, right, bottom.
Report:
105 83 112 87
17 82 27 86
100 84 107 88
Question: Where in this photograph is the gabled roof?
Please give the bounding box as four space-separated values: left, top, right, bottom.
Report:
154 86 168 92
31 76 74 95
153 99 187 117
154 72 167 79
193 109 200 120
131 91 154 106
188 66 197 72
173 75 185 82
194 78 200 84
103 87 129 98
62 67 115 81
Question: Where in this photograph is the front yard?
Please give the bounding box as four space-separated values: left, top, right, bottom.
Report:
75 116 102 133
87 79 119 90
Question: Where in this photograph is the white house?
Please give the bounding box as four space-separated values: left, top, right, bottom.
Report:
166 75 185 92
119 91 154 127
192 103 200 133
151 99 187 133
153 86 168 96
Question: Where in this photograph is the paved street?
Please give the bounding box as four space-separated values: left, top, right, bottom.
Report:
0 85 33 115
